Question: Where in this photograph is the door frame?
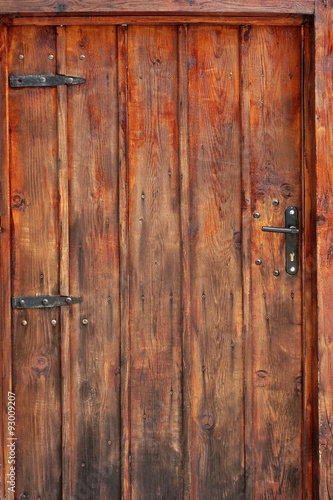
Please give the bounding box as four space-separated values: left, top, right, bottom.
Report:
0 1 332 498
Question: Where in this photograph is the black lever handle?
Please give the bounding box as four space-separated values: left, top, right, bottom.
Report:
262 226 299 235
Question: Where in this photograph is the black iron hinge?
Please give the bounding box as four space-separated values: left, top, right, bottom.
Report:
12 295 82 309
9 74 86 88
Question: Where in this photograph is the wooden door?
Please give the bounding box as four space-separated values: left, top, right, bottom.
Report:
1 20 315 499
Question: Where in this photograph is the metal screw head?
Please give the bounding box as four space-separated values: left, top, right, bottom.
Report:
82 318 88 325
79 54 86 60
19 299 26 307
51 319 57 326
39 76 46 83
290 266 296 273
255 259 262 266
21 320 28 326
42 298 49 305
18 54 24 60
65 297 72 304
289 209 295 215
253 212 260 219
273 270 280 276
66 77 74 84
48 54 55 60
272 199 279 206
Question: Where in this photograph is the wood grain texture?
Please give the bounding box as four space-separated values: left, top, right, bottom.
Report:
127 25 183 499
188 25 244 499
5 14 307 26
244 26 303 498
0 24 10 500
0 0 315 15
302 20 318 498
315 0 333 497
56 25 72 500
118 24 131 500
66 26 121 499
8 26 61 498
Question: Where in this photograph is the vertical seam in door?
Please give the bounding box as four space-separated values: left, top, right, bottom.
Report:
178 23 191 500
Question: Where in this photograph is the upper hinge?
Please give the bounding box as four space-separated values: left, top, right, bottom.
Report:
9 74 86 88
12 295 82 309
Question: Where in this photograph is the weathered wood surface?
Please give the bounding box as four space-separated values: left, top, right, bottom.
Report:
127 25 183 499
245 26 303 498
187 25 244 499
4 15 308 26
315 0 333 498
8 26 62 498
1 19 319 499
66 25 121 499
0 24 10 500
0 0 315 15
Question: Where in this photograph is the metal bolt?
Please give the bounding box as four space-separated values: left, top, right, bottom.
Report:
290 266 296 273
272 199 279 206
18 54 24 60
19 299 26 307
255 259 262 266
40 77 46 83
253 212 260 219
65 297 72 304
21 320 28 326
82 318 88 325
273 270 280 276
42 298 49 305
67 77 74 84
141 194 145 199
79 54 86 60
51 319 57 326
289 209 295 215
48 54 55 60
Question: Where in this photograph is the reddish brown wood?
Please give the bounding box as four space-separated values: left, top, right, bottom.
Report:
0 24 10 500
0 0 315 15
66 26 121 499
245 26 303 497
8 25 62 498
178 24 192 499
302 20 318 498
4 14 307 26
188 25 244 498
315 0 333 497
118 24 131 500
56 25 72 500
127 25 183 499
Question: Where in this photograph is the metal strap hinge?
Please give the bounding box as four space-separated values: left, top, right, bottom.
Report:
9 74 86 88
12 295 82 309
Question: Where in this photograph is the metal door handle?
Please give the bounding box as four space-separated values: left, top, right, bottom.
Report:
261 206 299 275
262 226 299 234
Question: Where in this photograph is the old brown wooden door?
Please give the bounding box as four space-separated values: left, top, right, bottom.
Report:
2 19 315 499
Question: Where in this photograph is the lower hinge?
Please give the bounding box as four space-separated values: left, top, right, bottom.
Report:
12 295 82 309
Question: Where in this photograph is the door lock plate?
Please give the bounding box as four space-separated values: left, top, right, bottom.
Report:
262 206 299 275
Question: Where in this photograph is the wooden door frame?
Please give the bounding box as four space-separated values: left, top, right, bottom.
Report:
0 0 332 498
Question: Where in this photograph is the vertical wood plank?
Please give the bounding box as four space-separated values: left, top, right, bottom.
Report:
240 23 254 500
0 24 10 500
315 0 333 497
127 25 183 499
56 25 72 500
66 26 121 499
188 25 244 499
244 26 303 498
302 20 318 498
8 26 61 498
118 24 131 500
